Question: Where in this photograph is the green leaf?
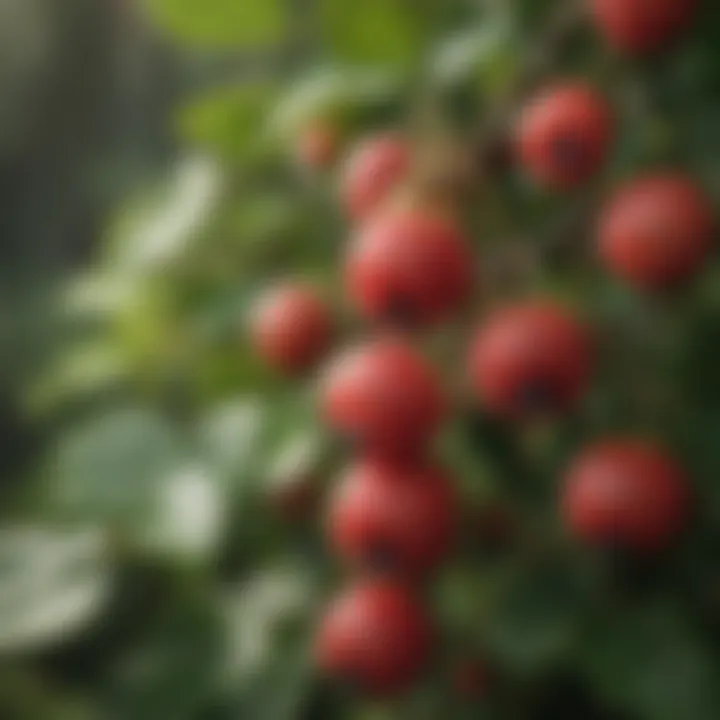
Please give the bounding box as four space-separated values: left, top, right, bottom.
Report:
579 604 720 720
134 465 227 563
48 408 184 526
220 193 303 248
107 156 222 272
676 407 720 521
108 596 225 720
145 0 286 48
256 390 324 476
319 0 428 67
178 83 278 161
482 562 584 672
200 399 266 487
222 563 316 682
226 648 312 720
431 17 516 92
0 526 110 654
512 0 558 35
0 667 98 720
270 66 402 138
26 340 131 414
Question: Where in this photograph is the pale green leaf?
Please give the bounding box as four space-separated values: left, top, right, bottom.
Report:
431 17 517 92
0 526 110 654
178 84 278 161
145 0 286 48
48 408 184 525
270 66 401 137
319 0 428 66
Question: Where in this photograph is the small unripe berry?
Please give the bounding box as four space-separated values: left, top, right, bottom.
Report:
250 283 334 374
341 134 411 220
297 121 340 170
314 580 433 696
563 440 689 552
345 209 476 328
516 82 612 189
590 0 698 55
320 338 445 459
598 174 715 291
328 458 458 578
468 302 592 420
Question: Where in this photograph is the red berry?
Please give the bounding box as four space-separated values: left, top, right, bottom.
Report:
328 458 458 578
598 174 715 291
590 0 698 55
516 82 612 189
345 209 476 327
341 134 411 220
315 579 433 696
563 440 689 552
297 122 339 170
468 302 592 420
251 283 333 374
321 338 446 459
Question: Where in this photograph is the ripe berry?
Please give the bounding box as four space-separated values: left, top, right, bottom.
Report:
598 174 715 291
314 579 433 696
345 209 475 327
297 121 340 170
590 0 698 55
341 134 411 220
516 82 612 189
468 302 592 420
563 440 689 552
328 458 458 578
321 338 445 459
250 283 333 374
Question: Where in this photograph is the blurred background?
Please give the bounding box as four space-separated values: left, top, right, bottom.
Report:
2 0 720 718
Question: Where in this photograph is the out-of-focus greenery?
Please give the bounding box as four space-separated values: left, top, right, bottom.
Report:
3 0 720 718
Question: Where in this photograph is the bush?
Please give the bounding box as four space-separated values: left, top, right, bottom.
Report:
17 1 720 718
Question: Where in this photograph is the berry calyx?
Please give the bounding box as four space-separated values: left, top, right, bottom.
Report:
297 121 340 170
341 134 411 220
468 301 593 420
563 439 690 552
598 174 715 291
266 471 319 524
250 282 334 374
590 0 698 55
453 658 491 700
345 209 476 328
327 458 458 578
266 435 323 523
321 337 445 459
516 82 612 189
314 579 433 696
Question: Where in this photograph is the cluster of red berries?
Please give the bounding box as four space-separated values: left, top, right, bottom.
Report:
249 0 709 699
